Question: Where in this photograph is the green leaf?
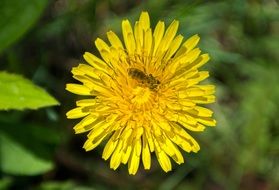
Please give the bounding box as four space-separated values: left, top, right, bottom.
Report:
37 181 95 190
0 119 61 176
0 72 59 110
0 177 12 190
38 181 76 190
0 0 48 54
0 132 53 175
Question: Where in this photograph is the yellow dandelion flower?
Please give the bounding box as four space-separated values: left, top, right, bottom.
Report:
66 11 216 175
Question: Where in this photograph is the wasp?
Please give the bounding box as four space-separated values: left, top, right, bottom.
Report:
128 68 160 90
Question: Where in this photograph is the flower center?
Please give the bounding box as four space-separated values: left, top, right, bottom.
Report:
131 86 151 105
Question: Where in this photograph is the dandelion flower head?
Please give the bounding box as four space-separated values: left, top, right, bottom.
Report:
66 11 216 175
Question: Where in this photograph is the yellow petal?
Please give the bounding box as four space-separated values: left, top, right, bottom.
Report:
164 138 184 164
184 34 200 52
73 64 100 79
176 113 198 125
176 129 200 152
144 28 152 55
95 38 111 63
66 83 91 95
169 48 201 72
189 95 216 104
155 148 172 172
66 107 89 119
71 66 84 76
181 48 201 64
153 21 165 56
102 136 119 160
72 75 101 88
76 99 96 107
73 114 98 133
139 11 150 31
107 30 124 49
110 140 123 170
164 34 184 60
175 34 200 57
181 122 206 132
197 117 217 127
187 71 209 87
121 146 132 164
156 20 179 56
83 53 111 77
142 134 151 169
128 145 140 175
122 19 136 54
190 106 214 117
135 138 142 156
134 21 143 52
189 54 210 70
83 129 108 151
197 84 215 94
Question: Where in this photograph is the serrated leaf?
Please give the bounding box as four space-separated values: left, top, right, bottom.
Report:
0 132 53 175
0 72 59 110
0 0 48 54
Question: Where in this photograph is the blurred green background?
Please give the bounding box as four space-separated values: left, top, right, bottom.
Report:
0 0 278 189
